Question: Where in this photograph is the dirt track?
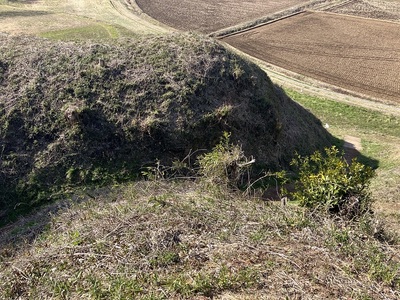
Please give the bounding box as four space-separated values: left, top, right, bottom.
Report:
222 11 400 104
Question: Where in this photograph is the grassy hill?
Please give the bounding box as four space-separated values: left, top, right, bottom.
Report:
0 33 332 220
1 0 400 298
0 24 399 300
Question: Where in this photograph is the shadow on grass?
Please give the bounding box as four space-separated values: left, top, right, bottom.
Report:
357 151 380 169
7 0 40 3
334 134 379 170
0 10 51 18
0 187 114 252
274 86 380 170
0 200 68 250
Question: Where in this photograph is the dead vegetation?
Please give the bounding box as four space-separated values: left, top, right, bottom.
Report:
0 180 398 299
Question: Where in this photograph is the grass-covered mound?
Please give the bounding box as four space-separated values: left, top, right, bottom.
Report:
0 33 332 217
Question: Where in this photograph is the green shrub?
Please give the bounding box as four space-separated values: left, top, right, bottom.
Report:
290 146 375 218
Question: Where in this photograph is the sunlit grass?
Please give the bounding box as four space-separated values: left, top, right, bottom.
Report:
40 24 137 41
285 89 400 138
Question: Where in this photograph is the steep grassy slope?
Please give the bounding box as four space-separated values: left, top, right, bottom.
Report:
0 33 332 218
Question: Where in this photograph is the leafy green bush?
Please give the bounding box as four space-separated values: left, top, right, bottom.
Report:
291 146 375 218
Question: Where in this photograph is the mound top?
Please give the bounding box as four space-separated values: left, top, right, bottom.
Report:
0 33 332 217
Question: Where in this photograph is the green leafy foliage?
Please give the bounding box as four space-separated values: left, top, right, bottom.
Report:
291 146 375 218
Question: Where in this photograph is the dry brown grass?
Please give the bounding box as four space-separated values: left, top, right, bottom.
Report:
324 0 400 22
0 0 169 37
0 180 399 299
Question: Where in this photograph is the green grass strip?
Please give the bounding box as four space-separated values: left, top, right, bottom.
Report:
285 89 400 138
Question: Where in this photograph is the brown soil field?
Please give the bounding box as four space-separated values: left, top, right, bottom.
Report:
222 11 400 103
135 0 311 34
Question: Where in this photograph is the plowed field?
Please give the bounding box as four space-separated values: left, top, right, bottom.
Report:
135 0 310 33
222 12 400 103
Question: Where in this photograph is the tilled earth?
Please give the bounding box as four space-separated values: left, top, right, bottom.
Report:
136 0 400 103
135 0 310 33
222 11 400 103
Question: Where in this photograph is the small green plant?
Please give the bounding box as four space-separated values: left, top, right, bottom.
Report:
291 146 375 218
366 247 400 286
197 132 254 189
141 160 167 181
69 230 83 246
